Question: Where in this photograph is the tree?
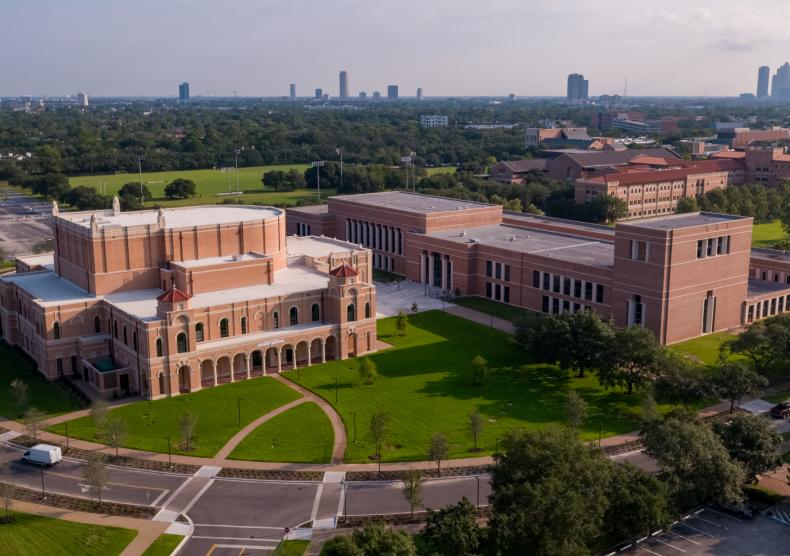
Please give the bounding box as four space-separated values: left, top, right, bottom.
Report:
565 390 588 430
118 181 152 202
488 427 611 556
675 196 699 213
118 193 143 211
598 326 662 394
180 411 198 451
603 463 671 542
709 360 768 413
724 317 790 374
589 194 628 223
469 355 488 386
428 433 450 475
262 170 291 191
401 470 424 518
320 534 363 556
28 173 70 200
24 408 44 441
712 413 782 483
105 417 127 457
287 168 306 189
84 452 109 507
90 399 109 439
422 497 482 556
395 311 408 335
164 178 197 199
358 357 378 385
640 392 660 423
10 379 28 416
641 415 746 510
468 411 484 452
369 411 390 468
653 353 709 407
61 186 110 210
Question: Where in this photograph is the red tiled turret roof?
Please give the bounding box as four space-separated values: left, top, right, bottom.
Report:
329 264 358 277
157 285 192 302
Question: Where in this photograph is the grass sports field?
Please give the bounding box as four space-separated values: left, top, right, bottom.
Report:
284 311 678 463
752 220 786 248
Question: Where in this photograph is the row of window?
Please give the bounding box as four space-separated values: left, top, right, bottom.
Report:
295 223 312 236
531 271 605 304
485 260 511 281
756 268 790 284
696 236 731 259
485 282 510 303
346 219 403 255
541 296 592 315
747 294 790 322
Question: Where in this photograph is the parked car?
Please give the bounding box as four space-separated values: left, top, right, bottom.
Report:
769 402 790 419
22 444 62 467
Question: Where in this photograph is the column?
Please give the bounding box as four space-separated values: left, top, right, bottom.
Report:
321 340 326 363
230 359 236 382
428 253 435 287
441 255 448 291
276 349 282 372
246 354 251 379
419 252 426 284
306 345 312 367
213 362 217 386
262 352 267 376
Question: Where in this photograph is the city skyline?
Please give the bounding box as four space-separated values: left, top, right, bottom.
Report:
2 0 790 97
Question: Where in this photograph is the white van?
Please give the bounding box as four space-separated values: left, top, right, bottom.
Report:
22 444 62 467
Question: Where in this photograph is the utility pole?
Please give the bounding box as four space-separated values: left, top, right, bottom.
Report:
409 151 416 191
336 148 343 190
311 161 324 201
138 155 144 206
235 148 241 193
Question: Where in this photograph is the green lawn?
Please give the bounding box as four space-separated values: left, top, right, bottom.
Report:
48 377 301 457
141 533 183 556
668 332 736 366
229 401 334 463
0 342 82 419
425 167 457 176
284 311 674 463
752 220 786 248
274 540 310 556
453 296 530 322
0 511 136 556
764 388 790 404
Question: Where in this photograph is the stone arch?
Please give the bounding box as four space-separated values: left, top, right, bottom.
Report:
250 350 263 377
296 340 310 366
200 359 215 387
216 356 232 384
178 365 191 393
265 347 279 372
233 353 248 380
325 335 337 361
158 372 165 396
310 338 323 364
173 314 189 327
253 311 265 331
289 306 299 326
281 344 295 369
347 332 357 357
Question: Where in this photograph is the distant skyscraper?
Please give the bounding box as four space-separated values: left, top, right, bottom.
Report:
315 88 323 99
566 73 588 103
416 87 423 100
339 71 349 99
771 63 790 100
178 82 190 101
289 83 296 99
359 91 367 99
77 91 89 107
758 66 770 98
387 85 399 100
372 91 381 99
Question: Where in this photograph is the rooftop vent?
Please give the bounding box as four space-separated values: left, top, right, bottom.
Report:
467 238 480 244
459 230 467 237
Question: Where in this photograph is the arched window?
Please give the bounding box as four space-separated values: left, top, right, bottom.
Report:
176 332 188 353
273 311 279 329
133 330 138 351
195 322 204 342
219 318 229 338
123 325 128 345
94 316 101 334
113 320 118 339
289 307 298 326
311 303 320 322
347 303 356 322
53 321 60 340
155 337 163 357
241 317 247 334
365 302 371 319
158 372 165 395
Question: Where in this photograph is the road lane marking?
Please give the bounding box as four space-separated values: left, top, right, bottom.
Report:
182 479 215 515
193 524 284 530
674 522 714 538
151 489 170 507
639 547 664 556
310 483 324 523
666 530 701 545
160 475 195 509
205 544 278 555
690 515 726 529
702 508 743 523
192 536 280 542
652 537 686 552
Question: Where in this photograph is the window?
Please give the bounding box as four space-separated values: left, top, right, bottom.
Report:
312 303 320 322
289 307 298 326
195 322 204 342
697 240 704 259
596 284 604 304
574 279 582 298
563 277 571 296
552 298 560 314
486 282 492 298
133 330 138 351
273 311 280 329
241 317 247 334
495 284 501 300
176 332 188 353
56 357 63 376
631 295 644 326
495 263 501 280
562 300 570 313
347 303 356 321
504 286 510 303
53 321 60 340
123 326 127 345
220 318 229 338
542 296 549 313
113 320 118 339
156 338 163 357
573 303 581 312
542 272 550 290
486 260 493 278
702 292 715 333
532 270 540 288
585 282 593 301
94 316 101 334
552 275 560 293
631 240 647 261
706 238 714 257
365 302 371 319
504 264 511 281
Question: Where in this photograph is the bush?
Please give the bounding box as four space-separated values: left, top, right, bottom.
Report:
743 484 783 505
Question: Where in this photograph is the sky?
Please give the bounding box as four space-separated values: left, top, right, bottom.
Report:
2 0 790 98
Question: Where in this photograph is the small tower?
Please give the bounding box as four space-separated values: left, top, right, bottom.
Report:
157 207 166 227
112 195 121 215
51 200 59 216
90 213 98 232
327 263 359 325
156 282 191 316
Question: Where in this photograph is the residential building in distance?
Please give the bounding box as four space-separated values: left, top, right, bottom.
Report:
287 191 790 345
419 115 449 128
315 88 323 99
339 71 349 99
0 200 377 399
758 66 770 98
489 159 547 183
546 147 681 181
289 83 296 99
372 91 381 100
525 127 594 148
612 117 679 135
416 88 423 100
358 92 367 99
566 73 589 103
178 82 190 101
387 85 399 100
714 126 790 148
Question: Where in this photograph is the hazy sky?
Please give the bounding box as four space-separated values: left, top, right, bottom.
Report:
2 0 790 97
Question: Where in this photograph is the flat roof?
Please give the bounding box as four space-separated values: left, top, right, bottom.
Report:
16 253 55 268
286 204 330 215
2 271 94 306
746 278 790 299
751 247 790 262
286 236 359 259
330 191 494 214
426 224 614 268
622 212 749 231
59 205 282 230
504 211 615 236
175 253 267 269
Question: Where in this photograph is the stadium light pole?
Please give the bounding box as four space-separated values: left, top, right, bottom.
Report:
311 161 325 201
235 148 242 193
400 155 412 189
335 148 343 190
138 155 145 205
409 151 416 191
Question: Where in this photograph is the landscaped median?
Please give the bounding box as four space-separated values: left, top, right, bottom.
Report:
48 377 301 457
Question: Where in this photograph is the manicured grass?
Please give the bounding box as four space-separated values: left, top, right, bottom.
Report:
284 311 675 463
48 377 301 457
274 539 310 556
141 533 183 556
0 511 136 556
0 342 82 419
668 332 736 366
453 296 530 322
764 388 790 404
425 167 457 176
229 402 334 463
752 220 786 248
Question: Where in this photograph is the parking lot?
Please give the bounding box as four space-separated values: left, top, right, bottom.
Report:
622 508 790 556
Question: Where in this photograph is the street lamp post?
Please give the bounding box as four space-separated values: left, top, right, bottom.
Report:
234 148 242 193
166 435 172 469
311 161 325 201
409 151 416 191
475 475 480 507
335 148 343 190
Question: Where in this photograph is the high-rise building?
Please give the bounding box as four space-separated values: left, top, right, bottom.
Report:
339 71 349 99
315 88 323 99
416 87 423 100
178 82 190 101
359 91 367 99
757 66 770 98
77 91 89 107
566 73 588 103
387 85 399 100
372 91 381 100
771 63 790 101
289 83 296 99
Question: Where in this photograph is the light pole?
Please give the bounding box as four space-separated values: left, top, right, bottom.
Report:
166 435 172 469
475 475 480 507
234 148 242 193
409 151 416 191
311 161 325 201
335 148 343 190
138 155 145 206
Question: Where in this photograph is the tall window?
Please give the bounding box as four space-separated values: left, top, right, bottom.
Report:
176 332 188 353
347 303 356 322
365 302 371 319
311 303 320 322
273 311 279 329
94 316 101 334
220 318 229 338
241 317 247 334
289 307 298 326
630 295 644 327
195 322 204 342
156 338 163 357
113 320 118 339
133 330 138 351
53 321 60 340
123 326 128 345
